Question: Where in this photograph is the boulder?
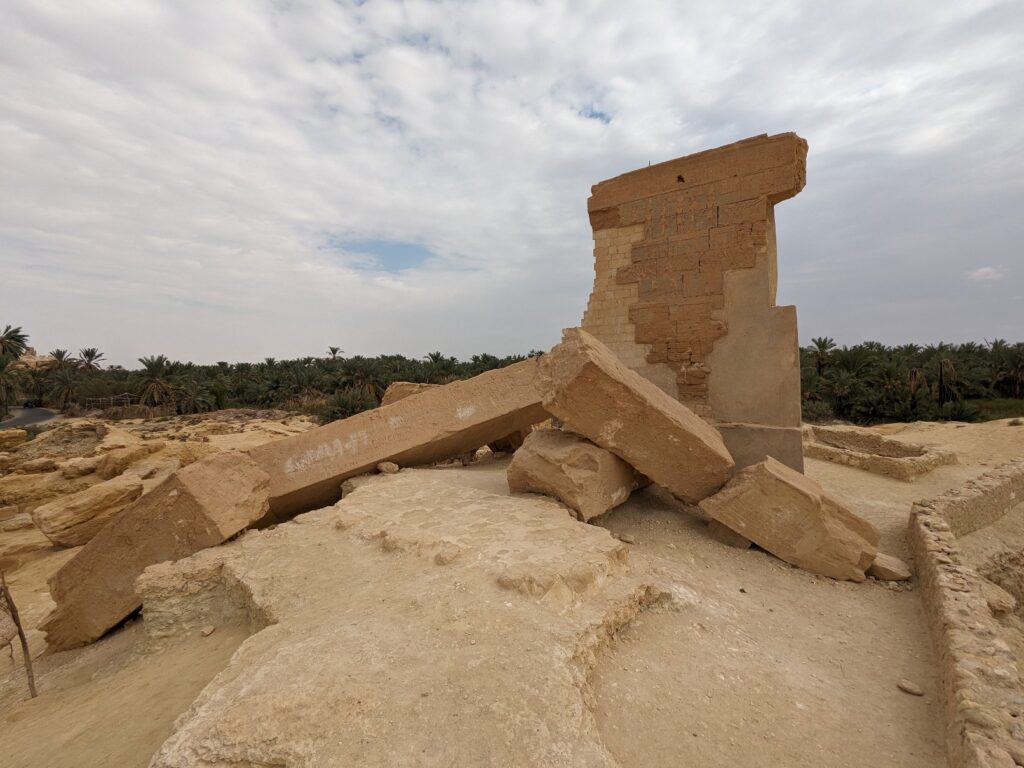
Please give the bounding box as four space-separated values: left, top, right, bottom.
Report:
41 451 271 650
0 428 28 451
867 552 912 582
380 381 439 406
249 359 548 517
19 457 58 474
538 328 734 504
31 473 144 547
507 428 643 521
377 461 400 474
699 458 879 581
95 443 163 480
60 455 102 479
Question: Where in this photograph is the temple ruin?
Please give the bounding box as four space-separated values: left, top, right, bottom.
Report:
582 133 807 471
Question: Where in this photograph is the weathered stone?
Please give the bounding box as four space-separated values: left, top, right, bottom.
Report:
0 503 19 521
0 428 28 451
979 579 1017 616
19 457 58 473
41 451 271 650
897 679 924 696
376 461 400 474
507 428 643 521
707 518 752 549
538 328 734 504
95 443 163 480
60 455 102 478
581 133 806 471
868 552 912 582
380 381 439 406
31 473 144 547
249 359 548 518
699 458 879 581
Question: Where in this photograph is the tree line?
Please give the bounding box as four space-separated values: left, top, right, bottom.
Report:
2 325 1022 425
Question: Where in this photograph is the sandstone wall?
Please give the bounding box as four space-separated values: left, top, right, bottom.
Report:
581 133 807 471
909 460 1024 767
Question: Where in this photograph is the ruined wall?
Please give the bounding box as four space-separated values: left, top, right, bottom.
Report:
909 461 1024 767
582 133 807 471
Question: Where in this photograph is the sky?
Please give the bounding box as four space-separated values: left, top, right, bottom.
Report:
1 0 1022 367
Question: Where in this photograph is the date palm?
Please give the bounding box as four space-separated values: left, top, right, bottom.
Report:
0 355 23 410
49 368 79 410
137 355 174 406
48 349 78 369
78 348 105 371
0 326 29 359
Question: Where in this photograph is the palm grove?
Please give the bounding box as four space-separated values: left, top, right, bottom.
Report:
2 325 1022 425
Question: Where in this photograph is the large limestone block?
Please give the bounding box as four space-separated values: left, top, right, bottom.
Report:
40 451 270 650
507 428 643 521
95 443 163 479
538 328 734 504
31 473 144 547
249 359 548 517
699 457 879 581
0 428 28 451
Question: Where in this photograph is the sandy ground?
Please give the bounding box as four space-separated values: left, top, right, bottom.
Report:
0 418 1021 766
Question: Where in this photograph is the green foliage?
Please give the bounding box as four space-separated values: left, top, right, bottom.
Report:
0 325 29 359
801 339 1024 424
318 389 378 423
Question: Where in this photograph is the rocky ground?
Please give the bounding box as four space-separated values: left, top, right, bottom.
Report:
0 414 1022 767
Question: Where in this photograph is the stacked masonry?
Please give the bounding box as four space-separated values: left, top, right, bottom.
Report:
909 459 1024 768
582 133 807 472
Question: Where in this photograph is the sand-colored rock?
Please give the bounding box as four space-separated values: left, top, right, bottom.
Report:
59 455 102 478
699 458 879 581
538 328 733 504
95 443 164 480
707 518 752 549
136 471 664 767
507 428 642 521
376 461 399 474
31 473 144 548
0 469 98 511
17 457 58 474
0 428 29 451
248 359 548 517
581 133 807 471
868 552 912 582
40 451 271 650
379 381 439 406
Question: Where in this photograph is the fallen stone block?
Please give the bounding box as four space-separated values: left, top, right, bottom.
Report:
95 443 164 480
249 359 548 517
0 428 28 451
40 451 270 650
31 472 144 547
538 328 734 504
60 455 102 479
707 519 752 549
699 458 879 581
507 428 643 521
380 381 439 406
867 552 912 582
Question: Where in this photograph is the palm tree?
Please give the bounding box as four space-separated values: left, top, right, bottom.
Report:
49 368 79 410
175 378 214 414
137 355 174 406
0 355 23 411
48 349 78 369
23 368 50 405
328 346 343 359
78 348 105 371
809 337 836 376
0 326 29 359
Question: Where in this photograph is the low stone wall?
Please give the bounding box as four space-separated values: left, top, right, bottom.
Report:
805 425 956 481
910 461 1024 768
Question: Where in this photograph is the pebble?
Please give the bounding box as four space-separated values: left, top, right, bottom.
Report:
617 533 636 544
200 625 216 637
897 679 924 696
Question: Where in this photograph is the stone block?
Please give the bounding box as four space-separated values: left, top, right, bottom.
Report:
40 451 271 650
699 457 879 581
867 552 912 581
379 381 439 406
31 472 144 547
538 328 734 504
507 428 643 521
0 428 28 451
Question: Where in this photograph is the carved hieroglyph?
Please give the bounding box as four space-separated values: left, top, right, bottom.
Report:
582 133 807 471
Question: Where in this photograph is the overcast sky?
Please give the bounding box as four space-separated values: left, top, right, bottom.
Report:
2 0 1022 366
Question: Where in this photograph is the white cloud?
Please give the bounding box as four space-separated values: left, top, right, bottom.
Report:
1 0 1023 364
967 266 1005 282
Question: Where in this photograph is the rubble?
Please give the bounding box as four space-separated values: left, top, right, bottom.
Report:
31 473 144 547
507 428 644 521
40 451 271 650
539 328 734 504
699 458 880 581
868 553 912 581
95 443 164 480
0 429 28 451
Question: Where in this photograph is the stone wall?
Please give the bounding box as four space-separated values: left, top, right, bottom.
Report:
804 425 957 481
581 133 807 471
909 461 1024 767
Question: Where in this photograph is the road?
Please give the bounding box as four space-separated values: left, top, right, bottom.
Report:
1 407 59 428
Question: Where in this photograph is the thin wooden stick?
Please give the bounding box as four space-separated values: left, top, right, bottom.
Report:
1 570 37 698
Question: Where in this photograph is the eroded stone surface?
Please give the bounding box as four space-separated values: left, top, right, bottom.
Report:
31 472 144 547
507 428 643 521
581 133 806 471
0 429 28 452
41 451 271 650
699 458 879 581
868 552 912 582
379 381 439 406
139 472 668 768
539 328 733 504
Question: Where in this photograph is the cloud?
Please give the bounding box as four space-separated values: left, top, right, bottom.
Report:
967 266 1005 282
1 0 1023 365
